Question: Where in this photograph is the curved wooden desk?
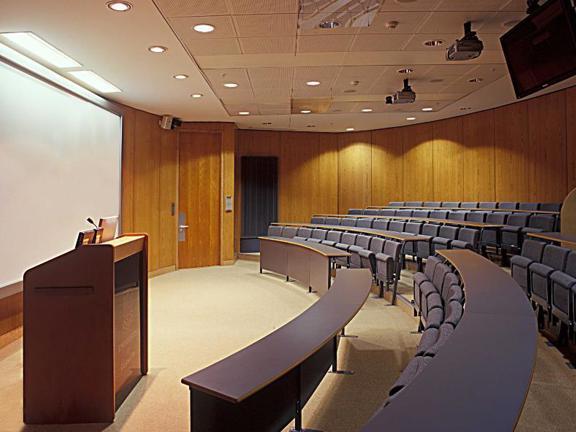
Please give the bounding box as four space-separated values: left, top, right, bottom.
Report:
273 223 430 304
260 236 350 295
181 269 373 432
362 250 537 432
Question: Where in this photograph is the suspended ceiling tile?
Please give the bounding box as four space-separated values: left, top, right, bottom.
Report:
153 0 230 17
228 0 299 15
500 0 529 12
248 67 294 89
360 11 432 34
297 14 361 35
351 34 413 51
379 0 443 12
184 38 241 55
217 89 256 103
402 33 459 50
297 35 356 53
478 11 526 33
233 14 298 37
293 66 341 89
332 65 387 94
328 101 359 113
204 68 252 88
436 0 511 11
292 87 333 98
224 103 260 116
168 16 237 39
425 64 480 77
253 87 292 101
239 37 296 54
258 103 291 115
419 11 499 34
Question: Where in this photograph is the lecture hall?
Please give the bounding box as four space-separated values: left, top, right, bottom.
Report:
1 0 576 431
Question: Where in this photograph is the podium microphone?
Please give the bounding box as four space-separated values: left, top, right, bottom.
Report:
87 217 99 229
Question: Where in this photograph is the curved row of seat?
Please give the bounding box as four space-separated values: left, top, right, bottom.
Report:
309 216 480 258
361 249 537 432
511 239 576 334
343 210 558 254
267 225 401 295
386 255 465 401
384 201 561 212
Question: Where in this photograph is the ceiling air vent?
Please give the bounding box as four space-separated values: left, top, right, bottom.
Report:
298 0 384 30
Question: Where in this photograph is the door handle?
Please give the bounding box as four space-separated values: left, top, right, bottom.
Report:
179 225 189 230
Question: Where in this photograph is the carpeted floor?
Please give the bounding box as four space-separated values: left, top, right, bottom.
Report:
0 260 575 432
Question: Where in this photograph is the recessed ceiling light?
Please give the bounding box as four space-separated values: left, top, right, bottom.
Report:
193 24 215 33
300 109 312 114
346 127 355 131
424 39 444 47
397 67 414 74
306 80 321 86
343 89 356 93
223 82 238 88
1 32 81 68
173 74 188 80
468 77 484 83
406 117 416 121
422 107 433 112
350 80 360 86
68 70 121 93
148 46 167 53
238 111 250 115
460 107 472 111
307 124 316 128
107 1 132 12
385 20 399 29
262 122 272 126
319 21 340 29
191 93 203 98
361 108 373 113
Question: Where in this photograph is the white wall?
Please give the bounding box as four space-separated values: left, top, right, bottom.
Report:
0 61 122 288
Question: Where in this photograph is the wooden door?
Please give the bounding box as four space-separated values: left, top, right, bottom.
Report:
178 132 221 268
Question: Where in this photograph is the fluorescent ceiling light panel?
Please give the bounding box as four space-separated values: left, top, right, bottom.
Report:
69 70 121 93
0 42 109 107
1 32 81 68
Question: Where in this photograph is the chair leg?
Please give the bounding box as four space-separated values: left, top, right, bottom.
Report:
537 306 545 330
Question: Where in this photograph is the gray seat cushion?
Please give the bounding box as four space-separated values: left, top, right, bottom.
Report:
423 323 455 357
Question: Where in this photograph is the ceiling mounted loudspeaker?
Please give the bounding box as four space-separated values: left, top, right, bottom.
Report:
298 0 384 30
159 115 182 130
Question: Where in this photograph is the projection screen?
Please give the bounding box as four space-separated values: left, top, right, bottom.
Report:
0 60 122 289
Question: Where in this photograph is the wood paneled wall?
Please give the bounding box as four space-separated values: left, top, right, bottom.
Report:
122 113 236 271
121 106 178 273
236 86 576 242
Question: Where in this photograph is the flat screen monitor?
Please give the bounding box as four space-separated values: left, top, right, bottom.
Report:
98 216 118 242
500 0 576 98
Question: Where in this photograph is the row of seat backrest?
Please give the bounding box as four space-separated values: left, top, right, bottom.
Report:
266 225 402 264
384 201 561 211
308 217 481 251
511 240 576 299
344 210 558 231
388 256 465 401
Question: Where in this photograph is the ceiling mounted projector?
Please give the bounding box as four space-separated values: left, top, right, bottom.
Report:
446 21 484 61
386 79 416 104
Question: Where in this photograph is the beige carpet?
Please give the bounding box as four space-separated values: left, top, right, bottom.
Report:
0 260 575 432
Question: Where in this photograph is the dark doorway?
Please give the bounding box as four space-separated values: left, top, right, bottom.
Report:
240 156 278 253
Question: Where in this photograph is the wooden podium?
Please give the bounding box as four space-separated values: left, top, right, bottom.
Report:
23 234 148 424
